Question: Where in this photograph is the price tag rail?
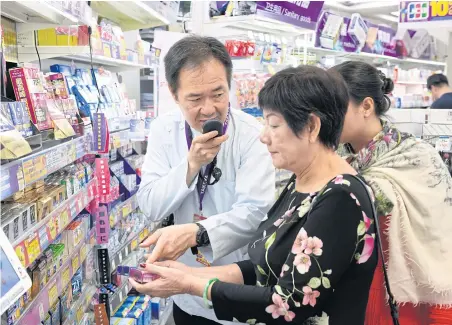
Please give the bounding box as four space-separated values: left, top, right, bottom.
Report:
62 285 97 325
13 178 97 268
15 240 90 325
0 134 91 201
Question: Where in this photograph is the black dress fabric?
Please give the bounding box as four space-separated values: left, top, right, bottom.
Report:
211 174 378 325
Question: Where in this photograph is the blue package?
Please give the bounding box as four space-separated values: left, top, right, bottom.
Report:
71 268 83 299
150 297 160 321
127 306 144 325
50 64 73 76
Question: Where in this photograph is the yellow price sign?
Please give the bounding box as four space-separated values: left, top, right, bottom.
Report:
139 231 144 242
430 1 452 17
72 255 80 271
25 235 41 264
80 245 87 262
23 156 47 185
131 239 138 251
76 306 85 324
61 266 70 287
113 135 121 148
48 216 58 240
60 209 69 228
122 205 130 219
48 281 58 306
144 228 149 237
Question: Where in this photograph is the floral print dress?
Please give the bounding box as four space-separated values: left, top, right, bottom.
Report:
210 175 378 325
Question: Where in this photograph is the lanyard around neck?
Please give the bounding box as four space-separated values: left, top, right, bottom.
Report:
184 109 230 212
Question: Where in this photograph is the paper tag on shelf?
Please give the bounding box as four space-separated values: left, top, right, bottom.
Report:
111 259 116 271
25 235 41 264
118 252 123 263
119 291 123 303
72 255 80 271
48 281 58 306
62 266 71 287
23 155 47 185
60 209 69 228
139 231 145 243
124 246 129 256
80 245 87 262
131 239 138 251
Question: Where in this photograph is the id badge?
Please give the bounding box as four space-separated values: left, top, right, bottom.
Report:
193 213 206 222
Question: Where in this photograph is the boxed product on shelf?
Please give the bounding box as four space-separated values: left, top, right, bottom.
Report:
1 101 33 137
9 67 53 131
0 103 33 159
320 13 343 49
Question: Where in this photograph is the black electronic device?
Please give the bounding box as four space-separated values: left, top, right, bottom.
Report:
202 119 223 136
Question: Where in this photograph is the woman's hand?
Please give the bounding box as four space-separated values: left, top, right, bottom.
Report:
129 263 194 298
153 260 193 274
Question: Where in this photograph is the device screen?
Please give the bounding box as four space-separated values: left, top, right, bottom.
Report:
0 247 20 294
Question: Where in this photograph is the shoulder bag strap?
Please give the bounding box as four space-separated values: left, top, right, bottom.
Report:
350 175 400 325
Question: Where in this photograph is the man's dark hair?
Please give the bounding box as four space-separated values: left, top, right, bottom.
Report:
427 73 449 90
258 66 349 149
164 35 233 95
330 61 394 117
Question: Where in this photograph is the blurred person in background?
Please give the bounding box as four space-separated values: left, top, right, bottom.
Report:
427 73 452 109
332 61 452 325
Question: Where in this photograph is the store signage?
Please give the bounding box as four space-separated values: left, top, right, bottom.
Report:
315 11 398 57
255 1 325 30
400 1 452 23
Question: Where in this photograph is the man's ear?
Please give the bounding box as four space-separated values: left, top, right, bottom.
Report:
170 88 179 104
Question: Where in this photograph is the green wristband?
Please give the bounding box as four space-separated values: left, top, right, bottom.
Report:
203 278 219 309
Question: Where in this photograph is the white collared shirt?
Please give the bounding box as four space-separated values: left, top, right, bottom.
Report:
137 108 275 324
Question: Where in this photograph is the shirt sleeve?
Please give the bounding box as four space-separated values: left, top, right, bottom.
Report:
198 130 275 262
137 120 198 221
211 182 376 324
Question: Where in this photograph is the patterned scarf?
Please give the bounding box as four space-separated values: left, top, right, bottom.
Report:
340 121 452 306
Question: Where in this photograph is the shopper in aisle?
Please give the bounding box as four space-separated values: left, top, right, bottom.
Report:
131 65 378 325
427 73 452 109
137 35 275 325
331 61 452 325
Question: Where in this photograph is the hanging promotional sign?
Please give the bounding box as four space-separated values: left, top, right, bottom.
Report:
399 1 452 23
315 11 398 57
255 1 325 30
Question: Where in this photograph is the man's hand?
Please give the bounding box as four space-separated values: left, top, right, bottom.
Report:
140 224 199 263
186 131 229 186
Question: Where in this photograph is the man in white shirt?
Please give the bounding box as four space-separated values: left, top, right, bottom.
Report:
137 36 275 324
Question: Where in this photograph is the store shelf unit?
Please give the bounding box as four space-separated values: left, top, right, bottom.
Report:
13 178 97 268
62 285 97 325
0 134 91 201
17 46 151 72
15 240 91 325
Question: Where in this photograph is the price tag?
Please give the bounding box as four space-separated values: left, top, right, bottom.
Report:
118 252 123 263
124 246 129 256
435 136 452 152
139 231 144 243
48 216 58 240
48 281 58 306
72 255 80 271
25 235 41 264
23 155 47 185
15 245 27 267
119 291 123 303
122 205 131 218
113 135 121 148
61 266 70 287
131 239 138 251
80 245 87 262
144 228 149 237
76 306 84 324
60 209 69 228
111 259 116 271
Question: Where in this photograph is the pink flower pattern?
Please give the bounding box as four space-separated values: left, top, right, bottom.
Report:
259 177 376 323
265 293 296 321
293 253 311 274
302 286 321 307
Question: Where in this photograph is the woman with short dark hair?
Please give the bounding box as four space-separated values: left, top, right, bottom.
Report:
331 61 452 325
131 66 378 325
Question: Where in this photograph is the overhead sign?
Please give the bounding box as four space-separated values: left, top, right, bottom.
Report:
400 1 452 23
255 1 325 30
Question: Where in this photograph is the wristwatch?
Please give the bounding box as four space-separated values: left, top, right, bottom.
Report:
196 223 210 247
